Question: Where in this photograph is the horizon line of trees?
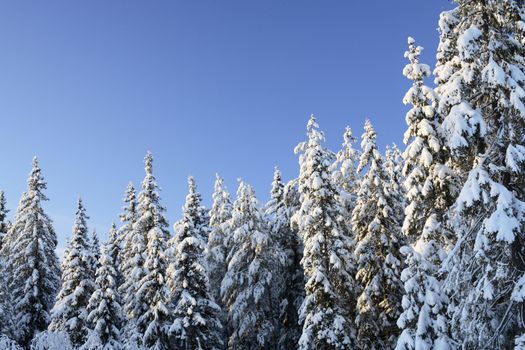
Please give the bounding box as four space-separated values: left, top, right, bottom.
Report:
1 0 525 349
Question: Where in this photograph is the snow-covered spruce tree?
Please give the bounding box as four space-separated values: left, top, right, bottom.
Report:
106 223 123 290
434 1 525 348
118 182 138 273
89 230 101 275
331 126 360 236
49 198 96 347
395 37 455 350
0 190 12 337
4 158 60 347
132 152 171 349
82 234 124 350
168 177 223 350
0 261 12 339
292 115 357 350
221 181 278 349
0 191 9 250
385 144 406 228
265 168 304 350
352 120 405 350
117 181 141 324
205 174 232 306
401 37 451 245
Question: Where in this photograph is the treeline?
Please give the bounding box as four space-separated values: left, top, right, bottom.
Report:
1 0 525 349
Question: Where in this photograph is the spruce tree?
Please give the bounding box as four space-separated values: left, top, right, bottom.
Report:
133 152 171 349
265 168 304 350
331 126 360 235
118 182 140 328
352 120 404 349
4 158 60 347
0 191 12 337
89 230 101 275
221 181 277 349
0 262 13 341
293 116 357 350
168 177 223 350
395 37 454 350
49 198 96 347
106 223 122 290
435 1 525 348
0 191 9 250
385 144 405 228
82 231 124 350
205 174 233 306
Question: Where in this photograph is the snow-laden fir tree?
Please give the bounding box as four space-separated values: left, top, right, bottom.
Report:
352 120 405 350
81 229 124 350
205 174 232 306
265 168 304 350
168 177 223 350
0 190 12 337
385 144 406 228
132 152 171 349
90 230 101 276
49 198 96 347
3 158 60 347
401 37 452 245
0 261 12 339
434 1 525 348
118 182 138 269
0 191 9 250
292 115 357 350
331 126 360 236
221 180 278 349
117 182 140 320
395 37 455 350
105 223 123 292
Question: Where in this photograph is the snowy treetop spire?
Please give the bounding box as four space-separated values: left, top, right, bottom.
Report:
144 151 153 175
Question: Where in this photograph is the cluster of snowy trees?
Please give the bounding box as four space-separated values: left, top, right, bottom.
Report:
1 0 525 349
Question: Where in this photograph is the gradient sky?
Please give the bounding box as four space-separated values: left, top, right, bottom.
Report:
0 0 454 255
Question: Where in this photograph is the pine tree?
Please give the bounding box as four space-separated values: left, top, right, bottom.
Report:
168 177 223 350
293 116 357 350
352 120 405 349
435 1 525 348
205 174 232 306
265 168 304 350
133 152 171 349
221 181 277 349
0 191 9 250
4 158 60 347
395 37 454 350
49 198 96 347
82 230 124 350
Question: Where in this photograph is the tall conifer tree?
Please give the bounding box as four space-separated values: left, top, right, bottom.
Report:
5 158 60 347
49 198 96 347
293 116 357 350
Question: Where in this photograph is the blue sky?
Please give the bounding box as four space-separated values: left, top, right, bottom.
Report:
0 0 453 255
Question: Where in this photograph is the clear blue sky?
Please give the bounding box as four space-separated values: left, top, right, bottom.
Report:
0 0 453 255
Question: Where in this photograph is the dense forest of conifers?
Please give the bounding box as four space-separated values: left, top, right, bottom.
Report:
1 0 525 349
